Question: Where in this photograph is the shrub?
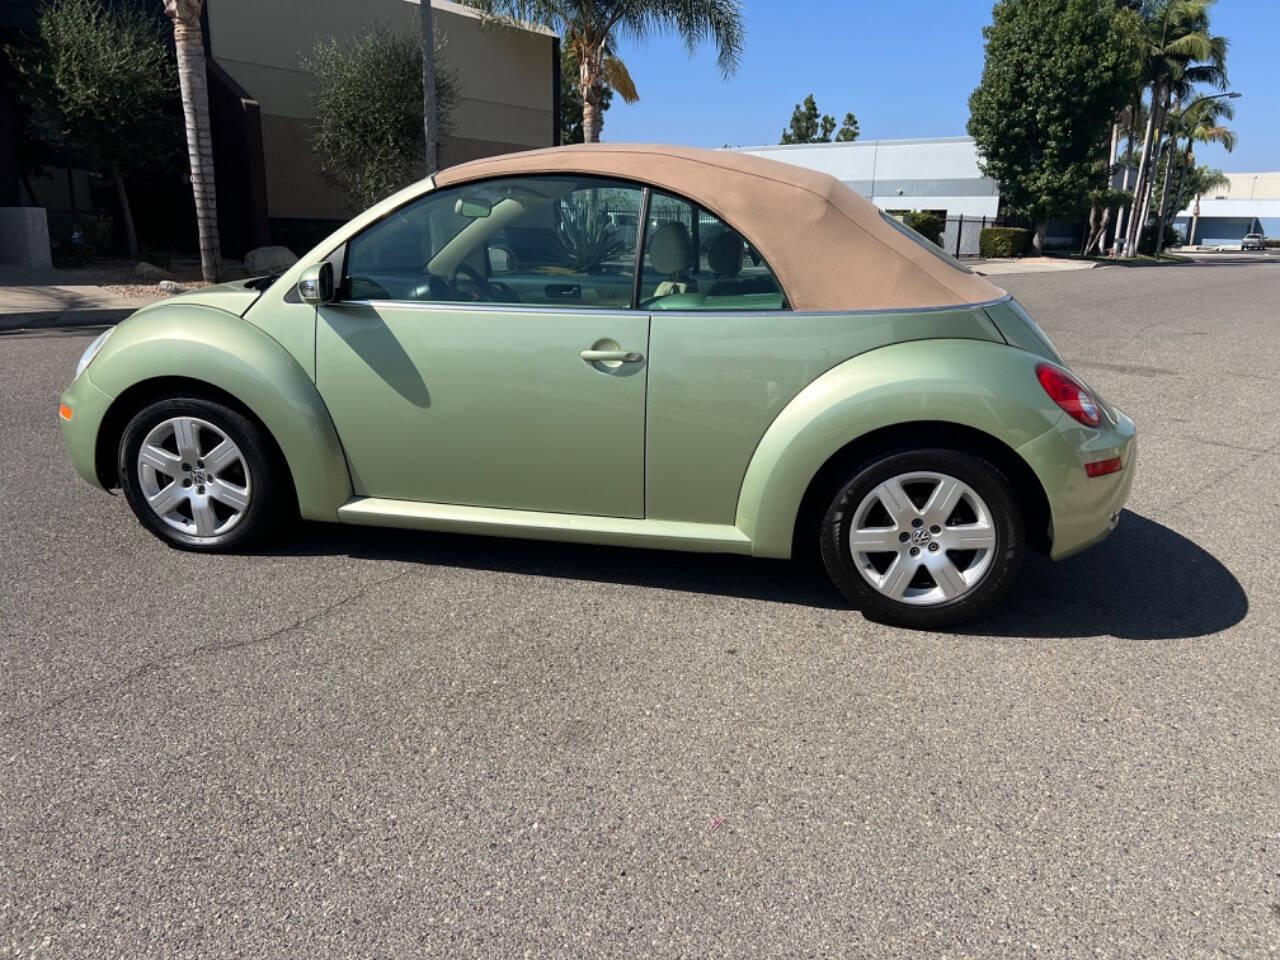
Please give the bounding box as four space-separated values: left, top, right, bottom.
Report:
1138 222 1181 255
902 210 944 246
979 226 1031 258
1264 238 1279 249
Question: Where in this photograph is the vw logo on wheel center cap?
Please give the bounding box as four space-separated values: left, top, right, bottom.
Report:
911 528 931 545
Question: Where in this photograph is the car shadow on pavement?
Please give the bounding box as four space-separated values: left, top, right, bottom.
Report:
275 509 1244 636
964 510 1247 640
281 522 850 609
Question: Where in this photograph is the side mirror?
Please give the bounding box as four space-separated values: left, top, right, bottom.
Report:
297 262 334 305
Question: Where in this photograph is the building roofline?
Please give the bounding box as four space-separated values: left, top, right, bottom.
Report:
409 0 559 38
728 136 976 152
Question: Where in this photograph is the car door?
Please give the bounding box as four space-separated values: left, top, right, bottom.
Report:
314 175 649 518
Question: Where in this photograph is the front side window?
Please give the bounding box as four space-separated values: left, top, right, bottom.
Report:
343 175 643 308
638 190 786 311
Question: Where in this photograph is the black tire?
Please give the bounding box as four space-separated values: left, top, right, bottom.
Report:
819 447 1025 629
118 396 289 552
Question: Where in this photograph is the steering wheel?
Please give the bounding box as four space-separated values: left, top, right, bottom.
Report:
450 262 494 302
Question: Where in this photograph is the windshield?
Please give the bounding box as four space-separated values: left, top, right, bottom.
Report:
879 211 974 274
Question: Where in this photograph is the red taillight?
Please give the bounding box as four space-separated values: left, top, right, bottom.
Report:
1084 456 1123 478
1035 363 1101 428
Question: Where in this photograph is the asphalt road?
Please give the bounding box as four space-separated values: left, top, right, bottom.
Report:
2 261 1278 958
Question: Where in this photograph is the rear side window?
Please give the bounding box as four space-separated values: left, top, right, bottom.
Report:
638 190 786 311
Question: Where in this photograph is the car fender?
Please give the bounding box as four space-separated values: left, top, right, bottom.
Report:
736 338 1065 557
86 302 351 521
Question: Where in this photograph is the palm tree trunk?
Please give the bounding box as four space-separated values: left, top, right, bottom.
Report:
1138 108 1170 249
1125 83 1161 257
579 47 604 142
420 0 439 174
112 161 139 262
1189 199 1200 245
1161 147 1190 250
1081 205 1098 255
1113 97 1140 249
1152 144 1176 256
165 0 221 283
1099 119 1119 252
1089 207 1112 255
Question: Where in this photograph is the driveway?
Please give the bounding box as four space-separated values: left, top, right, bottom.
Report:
1 261 1277 957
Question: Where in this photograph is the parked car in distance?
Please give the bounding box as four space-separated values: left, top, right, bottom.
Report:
59 144 1136 629
1242 233 1265 251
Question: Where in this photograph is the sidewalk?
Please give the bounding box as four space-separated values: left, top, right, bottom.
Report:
972 257 1098 276
0 263 161 331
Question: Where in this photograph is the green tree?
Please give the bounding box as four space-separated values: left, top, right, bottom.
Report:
304 24 458 211
967 0 1144 251
834 112 859 142
9 0 181 261
780 94 858 144
463 0 743 143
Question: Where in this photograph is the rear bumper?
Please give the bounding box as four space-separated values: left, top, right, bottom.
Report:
1017 407 1137 560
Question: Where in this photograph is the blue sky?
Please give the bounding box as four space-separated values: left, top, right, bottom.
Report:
604 0 1277 173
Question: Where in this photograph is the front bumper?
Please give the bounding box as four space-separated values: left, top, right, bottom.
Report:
1017 406 1137 561
59 372 116 491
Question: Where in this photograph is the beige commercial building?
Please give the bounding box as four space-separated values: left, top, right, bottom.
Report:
205 0 559 255
1174 172 1280 246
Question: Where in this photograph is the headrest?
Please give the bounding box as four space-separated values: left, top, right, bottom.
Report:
648 221 692 275
707 230 744 277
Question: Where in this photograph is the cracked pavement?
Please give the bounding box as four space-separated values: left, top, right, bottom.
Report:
2 261 1278 958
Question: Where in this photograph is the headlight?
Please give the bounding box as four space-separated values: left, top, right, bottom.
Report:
74 327 115 380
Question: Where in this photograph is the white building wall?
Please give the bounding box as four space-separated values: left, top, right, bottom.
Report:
733 138 1000 219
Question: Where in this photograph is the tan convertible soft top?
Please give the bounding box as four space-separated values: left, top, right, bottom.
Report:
433 143 1006 312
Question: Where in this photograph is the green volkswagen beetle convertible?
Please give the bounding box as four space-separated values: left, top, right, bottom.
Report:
59 145 1135 628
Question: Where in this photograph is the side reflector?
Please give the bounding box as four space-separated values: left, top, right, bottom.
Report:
58 403 73 421
1085 456 1122 478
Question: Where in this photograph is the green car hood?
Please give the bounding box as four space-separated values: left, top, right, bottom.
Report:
131 278 267 319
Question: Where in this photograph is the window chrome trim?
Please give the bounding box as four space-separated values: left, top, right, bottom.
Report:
335 292 1012 320
339 299 642 318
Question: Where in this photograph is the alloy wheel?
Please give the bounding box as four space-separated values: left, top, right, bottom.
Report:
136 416 252 537
848 470 997 606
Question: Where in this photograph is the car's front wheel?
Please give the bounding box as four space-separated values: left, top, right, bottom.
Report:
819 448 1024 629
118 396 286 551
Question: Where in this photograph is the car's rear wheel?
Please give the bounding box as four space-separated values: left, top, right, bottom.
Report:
819 448 1024 629
118 396 285 551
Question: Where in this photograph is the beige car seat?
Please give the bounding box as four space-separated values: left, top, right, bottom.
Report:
706 230 745 278
648 221 696 297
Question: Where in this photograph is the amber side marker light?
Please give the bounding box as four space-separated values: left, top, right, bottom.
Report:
1085 456 1122 478
58 403 73 421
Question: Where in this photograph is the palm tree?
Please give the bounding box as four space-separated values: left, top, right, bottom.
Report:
462 0 743 143
163 0 221 282
1110 98 1146 251
419 1 440 174
1122 0 1227 257
1160 98 1235 247
1185 166 1231 244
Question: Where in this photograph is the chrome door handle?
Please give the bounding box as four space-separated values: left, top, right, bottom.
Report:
580 349 643 363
